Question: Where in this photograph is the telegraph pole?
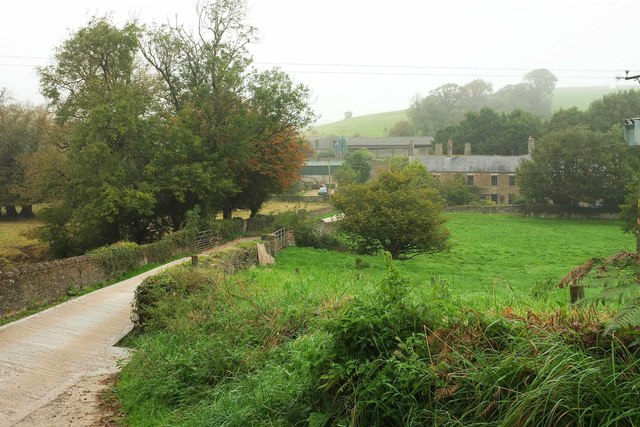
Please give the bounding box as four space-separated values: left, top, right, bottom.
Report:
619 70 640 253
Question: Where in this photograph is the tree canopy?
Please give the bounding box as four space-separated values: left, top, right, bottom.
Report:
333 162 449 260
408 69 556 137
0 101 52 218
33 0 315 256
435 107 542 155
517 127 632 208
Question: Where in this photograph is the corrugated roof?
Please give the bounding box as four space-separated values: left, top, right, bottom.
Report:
348 137 433 146
418 155 529 173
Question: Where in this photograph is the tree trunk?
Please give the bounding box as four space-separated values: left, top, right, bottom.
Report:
222 208 233 220
4 205 19 218
20 205 35 219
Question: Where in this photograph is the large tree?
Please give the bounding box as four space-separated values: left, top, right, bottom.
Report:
38 18 161 255
141 0 314 220
408 79 493 136
517 127 631 207
333 162 449 259
0 102 51 218
587 89 640 133
435 107 542 155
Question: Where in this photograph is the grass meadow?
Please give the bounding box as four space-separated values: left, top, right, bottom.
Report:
310 110 409 138
259 213 633 311
0 220 48 268
117 213 640 426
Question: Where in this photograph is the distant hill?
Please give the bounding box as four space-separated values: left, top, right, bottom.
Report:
310 86 623 138
309 110 408 138
552 86 617 111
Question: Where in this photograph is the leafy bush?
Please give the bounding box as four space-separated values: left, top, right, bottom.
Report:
140 239 175 264
273 210 345 250
208 218 246 242
302 261 448 425
88 241 144 278
246 214 276 232
132 267 220 331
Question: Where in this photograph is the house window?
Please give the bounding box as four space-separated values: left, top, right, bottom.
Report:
466 174 474 186
509 175 516 186
491 193 498 203
491 175 498 186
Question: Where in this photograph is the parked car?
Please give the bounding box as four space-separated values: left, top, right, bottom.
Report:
318 185 328 196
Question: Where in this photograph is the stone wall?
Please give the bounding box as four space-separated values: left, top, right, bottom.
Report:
0 241 191 318
201 243 260 276
445 205 523 215
0 255 104 317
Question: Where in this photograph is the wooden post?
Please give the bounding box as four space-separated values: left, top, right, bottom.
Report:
191 255 199 268
570 285 584 304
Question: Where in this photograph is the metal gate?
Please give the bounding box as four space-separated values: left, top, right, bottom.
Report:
274 228 286 252
194 229 215 253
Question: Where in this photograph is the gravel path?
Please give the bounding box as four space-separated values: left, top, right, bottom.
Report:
0 257 190 426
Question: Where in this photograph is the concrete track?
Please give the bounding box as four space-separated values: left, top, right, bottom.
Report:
0 257 189 426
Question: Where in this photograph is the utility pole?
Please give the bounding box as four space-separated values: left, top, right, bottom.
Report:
619 70 640 253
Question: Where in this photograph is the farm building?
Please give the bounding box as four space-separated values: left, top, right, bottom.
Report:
306 135 432 158
302 135 534 205
416 138 534 204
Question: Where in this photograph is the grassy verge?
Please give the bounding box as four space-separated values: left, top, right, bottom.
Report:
117 214 639 425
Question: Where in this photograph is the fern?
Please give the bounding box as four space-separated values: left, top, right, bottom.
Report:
560 251 640 334
605 297 640 334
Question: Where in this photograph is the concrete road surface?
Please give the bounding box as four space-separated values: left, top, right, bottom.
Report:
0 257 189 426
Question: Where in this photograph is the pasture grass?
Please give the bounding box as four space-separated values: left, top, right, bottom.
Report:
268 213 633 311
310 110 409 137
220 200 332 219
0 219 48 268
551 86 616 111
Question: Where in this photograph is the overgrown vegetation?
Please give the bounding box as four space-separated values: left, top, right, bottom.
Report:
117 214 639 425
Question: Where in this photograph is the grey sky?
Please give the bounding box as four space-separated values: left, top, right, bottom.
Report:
0 0 636 124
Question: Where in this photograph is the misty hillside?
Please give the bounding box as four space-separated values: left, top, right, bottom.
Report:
310 86 617 138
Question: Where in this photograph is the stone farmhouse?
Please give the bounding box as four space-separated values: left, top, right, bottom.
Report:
416 138 533 205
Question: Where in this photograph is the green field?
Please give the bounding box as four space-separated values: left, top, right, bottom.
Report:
310 110 408 138
117 213 639 425
551 86 616 111
248 213 634 309
0 220 48 268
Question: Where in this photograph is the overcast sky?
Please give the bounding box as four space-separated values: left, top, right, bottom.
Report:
0 0 637 124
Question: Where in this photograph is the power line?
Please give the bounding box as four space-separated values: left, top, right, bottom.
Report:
0 54 629 74
255 62 621 74
273 70 617 79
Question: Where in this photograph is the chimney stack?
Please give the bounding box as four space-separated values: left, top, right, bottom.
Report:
528 136 535 155
447 139 453 157
435 143 443 156
464 142 471 156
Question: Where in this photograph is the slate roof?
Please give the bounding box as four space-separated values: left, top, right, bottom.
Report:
418 155 530 174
